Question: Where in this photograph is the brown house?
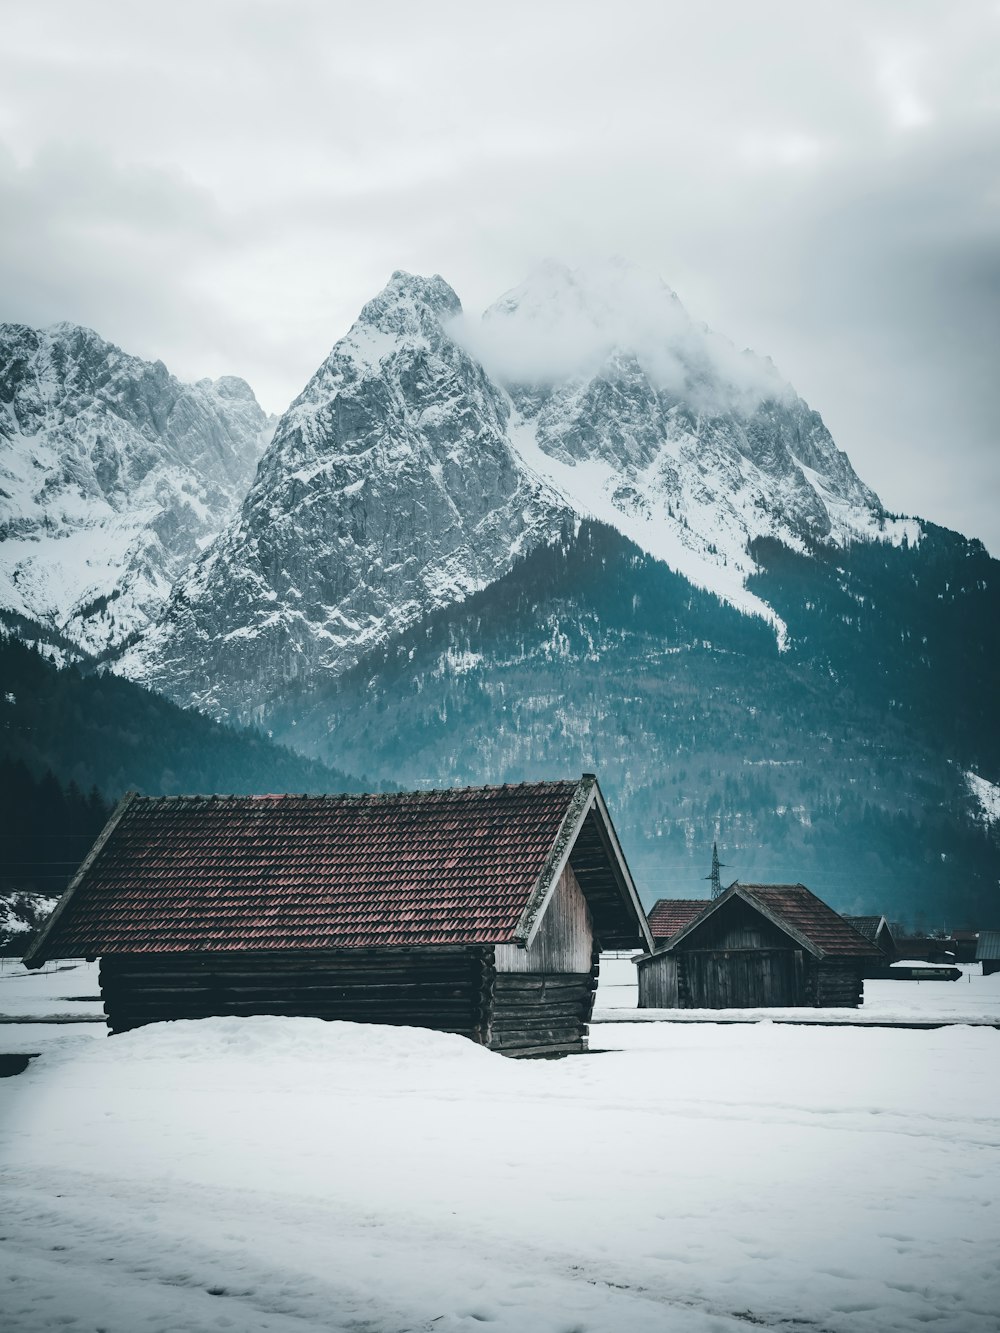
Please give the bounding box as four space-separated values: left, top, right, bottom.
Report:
25 775 653 1056
636 882 881 1009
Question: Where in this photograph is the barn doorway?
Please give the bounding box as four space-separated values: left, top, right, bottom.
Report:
684 949 801 1007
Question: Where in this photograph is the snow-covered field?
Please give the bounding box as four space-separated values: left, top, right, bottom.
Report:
1 960 998 1332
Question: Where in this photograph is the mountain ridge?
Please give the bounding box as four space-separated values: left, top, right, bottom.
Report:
0 320 273 655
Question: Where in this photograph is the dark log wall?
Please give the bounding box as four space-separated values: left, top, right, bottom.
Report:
638 949 866 1009
677 948 806 1008
813 958 866 1007
100 945 604 1052
100 948 493 1038
486 945 599 1057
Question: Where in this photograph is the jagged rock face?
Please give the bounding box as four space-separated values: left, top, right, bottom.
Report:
0 323 272 653
123 273 570 719
468 260 888 624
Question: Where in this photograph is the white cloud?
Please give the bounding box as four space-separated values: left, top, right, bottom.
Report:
875 44 934 130
453 259 790 417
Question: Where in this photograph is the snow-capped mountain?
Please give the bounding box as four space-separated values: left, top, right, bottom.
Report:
462 260 911 626
123 262 910 720
0 322 273 653
121 273 571 718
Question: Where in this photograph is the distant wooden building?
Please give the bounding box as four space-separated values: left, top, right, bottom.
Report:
24 776 654 1056
636 883 881 1009
646 899 712 945
976 930 1000 977
844 915 897 975
895 937 957 964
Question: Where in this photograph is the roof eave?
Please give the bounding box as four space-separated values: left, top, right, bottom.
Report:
514 776 596 946
738 884 827 958
641 883 827 959
588 779 655 953
21 790 140 969
514 774 654 954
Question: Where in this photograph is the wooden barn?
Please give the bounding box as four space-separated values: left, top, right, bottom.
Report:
636 882 881 1009
844 914 898 975
646 899 712 945
24 776 653 1056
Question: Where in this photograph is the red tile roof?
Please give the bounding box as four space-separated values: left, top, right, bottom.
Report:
739 885 882 957
28 782 600 958
647 899 712 940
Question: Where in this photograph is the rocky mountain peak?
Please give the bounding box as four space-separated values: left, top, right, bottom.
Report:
347 270 462 348
0 321 272 653
122 273 569 720
204 374 259 404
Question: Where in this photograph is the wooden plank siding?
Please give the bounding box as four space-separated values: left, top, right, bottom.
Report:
488 946 600 1057
679 949 806 1008
495 865 593 973
100 940 601 1055
814 959 865 1007
100 948 494 1039
639 947 865 1010
638 953 678 1008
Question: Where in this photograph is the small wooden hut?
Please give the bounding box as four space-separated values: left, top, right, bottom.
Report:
24 776 653 1056
636 882 881 1009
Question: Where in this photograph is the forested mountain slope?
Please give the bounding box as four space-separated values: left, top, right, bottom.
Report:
0 631 372 802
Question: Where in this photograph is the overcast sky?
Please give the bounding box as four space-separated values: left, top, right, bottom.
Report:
2 1 998 551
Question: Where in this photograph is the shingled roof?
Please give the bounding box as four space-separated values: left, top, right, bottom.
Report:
24 776 653 964
643 882 882 959
646 899 712 941
736 885 883 957
844 915 881 943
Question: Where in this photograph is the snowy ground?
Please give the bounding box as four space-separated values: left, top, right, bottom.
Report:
1 962 999 1331
0 957 104 1056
